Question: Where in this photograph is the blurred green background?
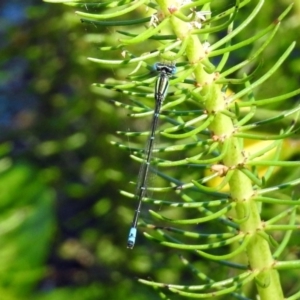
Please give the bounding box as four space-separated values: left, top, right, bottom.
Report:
0 0 299 299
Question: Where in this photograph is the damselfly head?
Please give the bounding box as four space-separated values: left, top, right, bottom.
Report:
153 62 176 76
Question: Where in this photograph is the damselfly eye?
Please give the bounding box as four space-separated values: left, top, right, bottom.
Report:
154 62 176 76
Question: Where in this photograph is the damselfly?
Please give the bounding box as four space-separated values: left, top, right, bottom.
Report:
127 63 176 249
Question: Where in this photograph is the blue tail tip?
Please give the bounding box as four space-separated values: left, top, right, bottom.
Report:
127 227 137 249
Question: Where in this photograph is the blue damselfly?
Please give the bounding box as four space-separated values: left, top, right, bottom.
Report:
127 63 176 249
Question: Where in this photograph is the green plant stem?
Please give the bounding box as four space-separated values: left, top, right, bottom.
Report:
157 0 285 298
